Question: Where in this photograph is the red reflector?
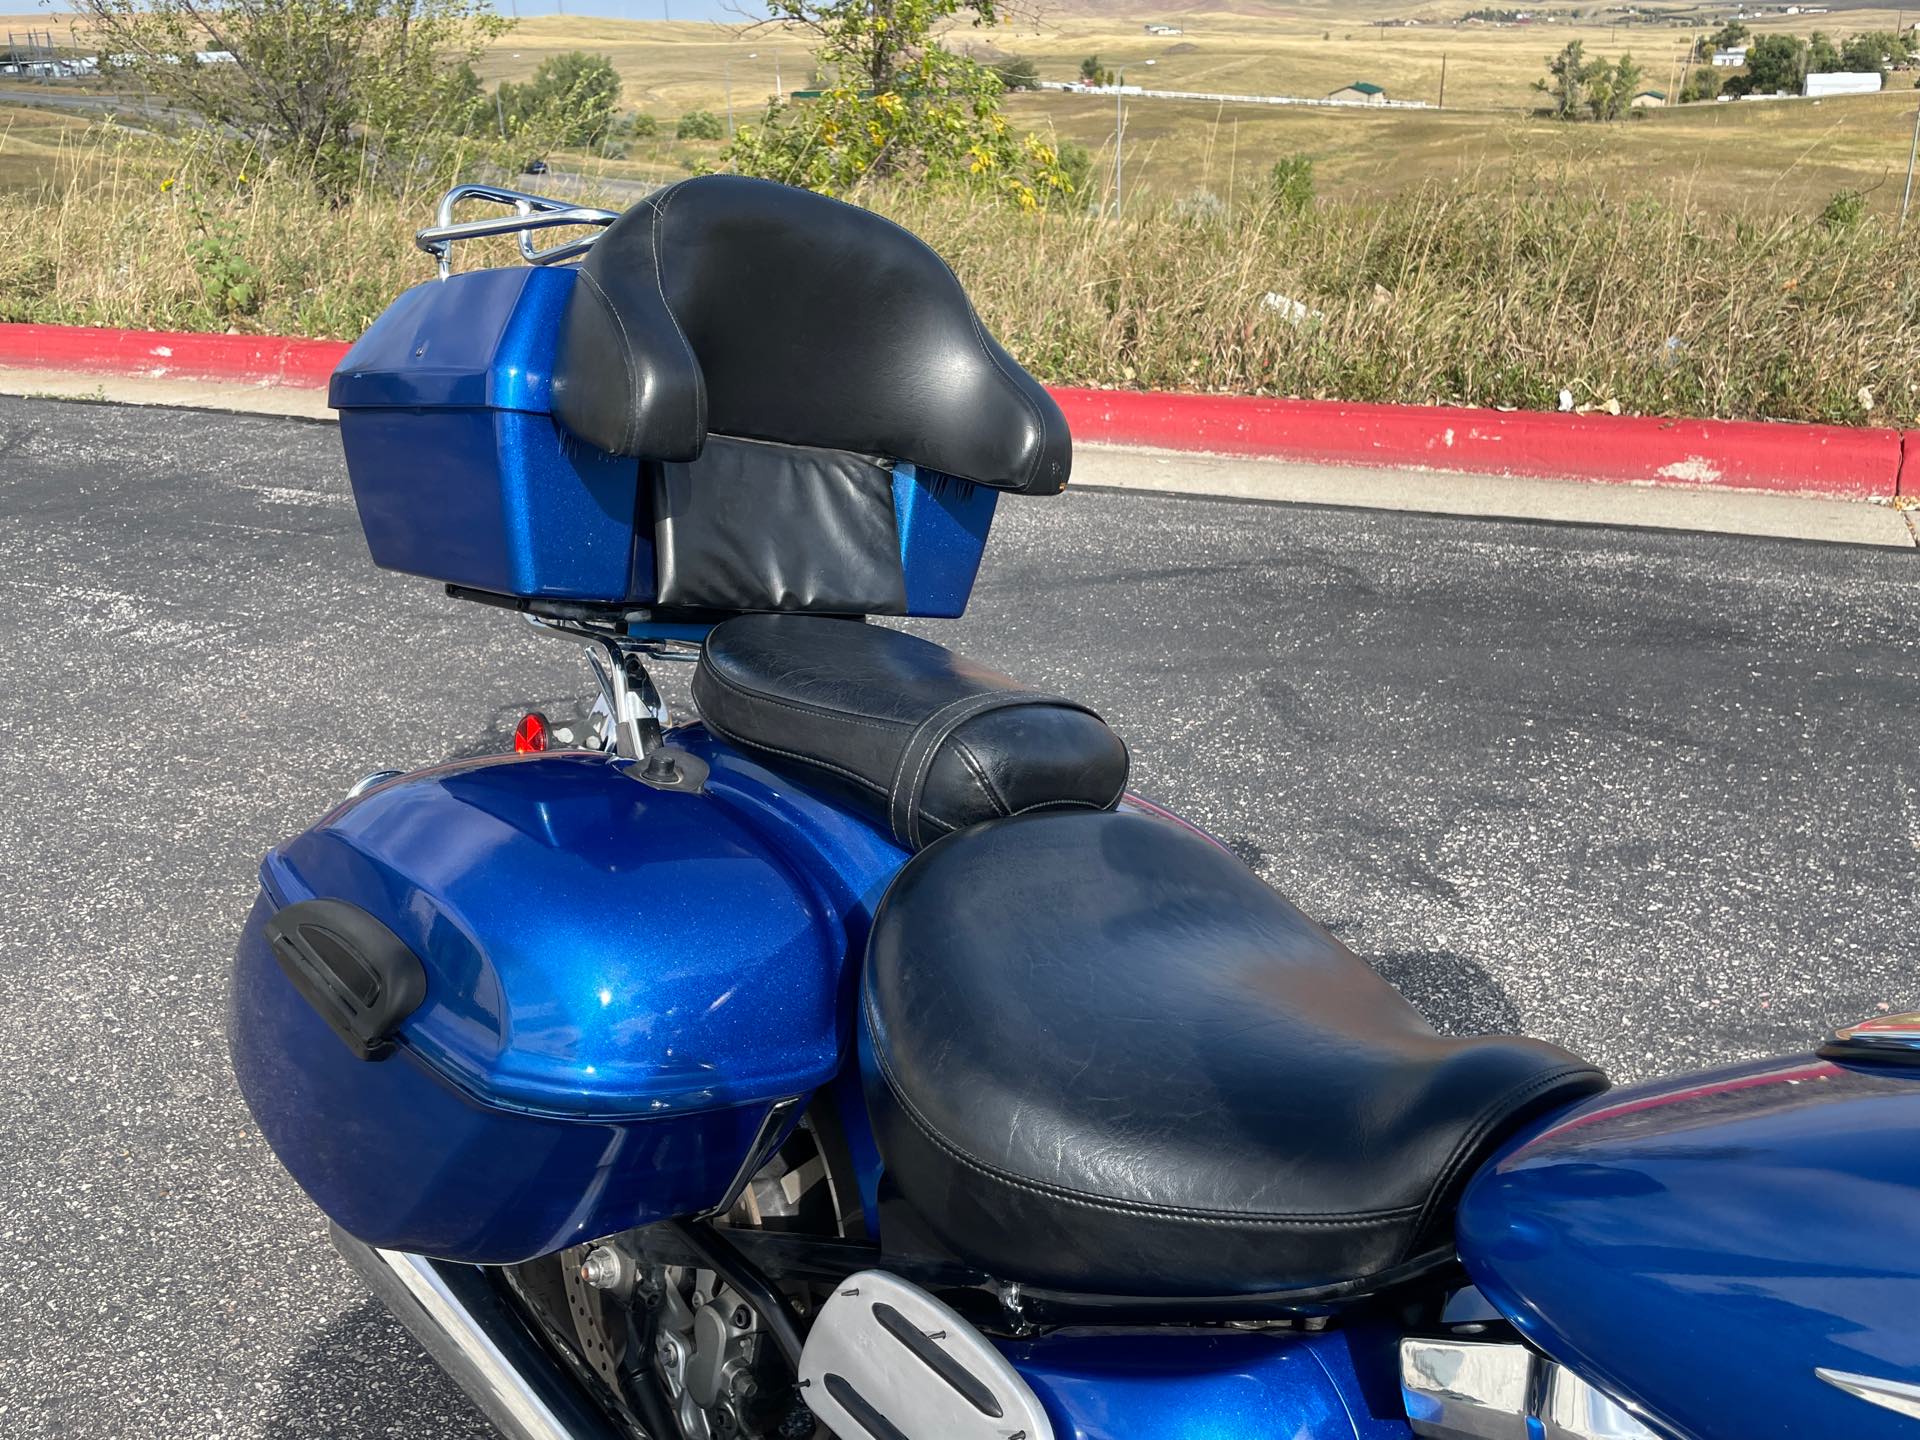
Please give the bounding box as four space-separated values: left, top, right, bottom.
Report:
513 712 551 754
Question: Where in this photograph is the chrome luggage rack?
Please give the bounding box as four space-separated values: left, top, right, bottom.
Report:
414 184 621 280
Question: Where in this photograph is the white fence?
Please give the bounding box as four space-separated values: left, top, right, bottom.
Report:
1037 80 1433 111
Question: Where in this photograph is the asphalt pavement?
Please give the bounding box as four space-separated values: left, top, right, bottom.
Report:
2 394 1917 1437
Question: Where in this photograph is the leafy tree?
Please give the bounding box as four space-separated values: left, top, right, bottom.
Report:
499 51 622 147
1706 21 1748 53
1079 54 1115 86
1739 34 1806 95
1679 64 1722 102
69 0 506 194
1268 154 1314 213
1839 31 1910 77
722 0 1075 208
993 55 1040 90
625 112 660 138
1604 52 1643 119
1537 42 1640 120
1535 41 1589 118
676 109 725 140
1807 31 1841 74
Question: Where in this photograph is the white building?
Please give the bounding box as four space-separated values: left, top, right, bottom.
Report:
1711 47 1748 66
1805 70 1883 96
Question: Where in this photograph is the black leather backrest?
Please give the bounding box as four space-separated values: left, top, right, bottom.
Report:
551 176 1071 496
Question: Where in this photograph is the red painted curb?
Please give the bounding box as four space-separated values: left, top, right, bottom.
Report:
0 323 347 389
1051 388 1901 501
0 323 1901 500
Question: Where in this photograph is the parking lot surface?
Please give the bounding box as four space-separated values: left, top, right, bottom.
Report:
2 394 1916 1437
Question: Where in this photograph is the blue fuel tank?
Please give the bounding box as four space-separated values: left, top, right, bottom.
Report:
1456 1053 1920 1440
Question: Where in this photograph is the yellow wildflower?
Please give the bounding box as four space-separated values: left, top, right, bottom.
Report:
160 177 176 193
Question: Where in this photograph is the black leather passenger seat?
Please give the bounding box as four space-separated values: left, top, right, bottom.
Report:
693 615 1129 851
863 809 1610 1298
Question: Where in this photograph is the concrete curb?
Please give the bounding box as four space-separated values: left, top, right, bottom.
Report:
0 323 344 388
0 322 1907 501
1051 388 1908 501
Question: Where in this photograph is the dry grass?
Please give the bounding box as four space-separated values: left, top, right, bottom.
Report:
0 101 107 190
881 180 1920 425
9 3 1920 210
2 124 1918 425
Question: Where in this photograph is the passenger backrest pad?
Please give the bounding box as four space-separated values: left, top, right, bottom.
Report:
551 175 1070 497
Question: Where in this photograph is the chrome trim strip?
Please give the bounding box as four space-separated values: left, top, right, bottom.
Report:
328 1224 622 1440
1816 1367 1920 1421
703 1095 804 1219
1402 1339 1660 1440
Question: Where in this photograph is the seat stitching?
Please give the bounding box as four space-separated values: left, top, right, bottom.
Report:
865 996 1423 1228
893 694 1012 847
1403 1064 1605 1260
575 269 641 455
887 691 995 810
701 714 888 796
650 183 707 432
698 660 906 732
1004 797 1107 818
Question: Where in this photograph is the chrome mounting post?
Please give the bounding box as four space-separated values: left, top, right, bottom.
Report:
519 615 708 792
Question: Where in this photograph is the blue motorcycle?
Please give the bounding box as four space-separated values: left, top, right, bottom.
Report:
230 176 1920 1440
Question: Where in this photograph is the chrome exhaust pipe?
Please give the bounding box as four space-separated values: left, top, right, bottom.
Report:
329 1224 626 1440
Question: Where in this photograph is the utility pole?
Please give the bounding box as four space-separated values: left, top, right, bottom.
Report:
1438 52 1448 109
1902 94 1920 225
495 89 507 140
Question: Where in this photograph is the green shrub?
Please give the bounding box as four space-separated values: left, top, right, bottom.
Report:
724 0 1074 207
993 57 1040 91
625 111 659 138
1268 155 1315 214
1821 189 1868 229
676 110 724 141
186 214 262 318
1056 141 1093 199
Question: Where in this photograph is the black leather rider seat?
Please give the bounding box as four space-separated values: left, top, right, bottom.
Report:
694 615 1129 850
863 810 1609 1297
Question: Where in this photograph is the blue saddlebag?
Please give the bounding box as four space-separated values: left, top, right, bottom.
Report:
229 752 846 1263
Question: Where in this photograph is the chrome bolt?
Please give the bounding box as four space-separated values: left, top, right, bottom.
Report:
579 1245 627 1291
